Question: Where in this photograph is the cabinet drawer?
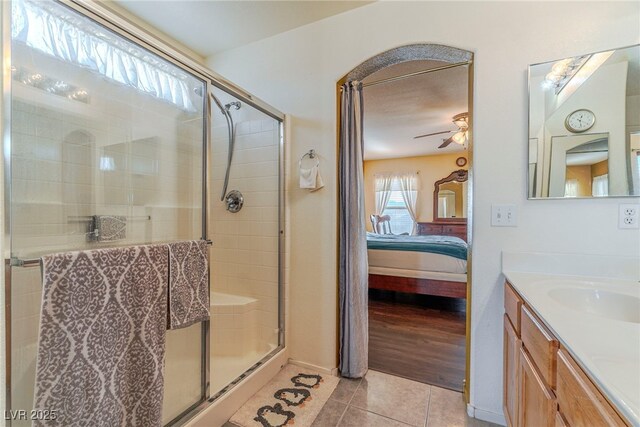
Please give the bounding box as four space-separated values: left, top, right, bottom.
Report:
442 225 464 234
556 349 627 427
520 305 558 388
417 224 442 235
504 282 522 334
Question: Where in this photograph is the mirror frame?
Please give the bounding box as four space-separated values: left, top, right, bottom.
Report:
434 169 468 223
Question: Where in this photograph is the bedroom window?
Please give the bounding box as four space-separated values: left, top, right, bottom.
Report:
381 179 414 235
592 174 609 197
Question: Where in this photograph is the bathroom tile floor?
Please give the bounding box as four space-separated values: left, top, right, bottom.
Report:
224 370 499 427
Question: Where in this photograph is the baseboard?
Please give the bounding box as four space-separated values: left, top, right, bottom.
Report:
288 358 339 377
466 403 507 426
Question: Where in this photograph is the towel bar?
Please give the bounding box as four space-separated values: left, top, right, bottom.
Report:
7 257 41 268
299 149 319 168
7 240 213 268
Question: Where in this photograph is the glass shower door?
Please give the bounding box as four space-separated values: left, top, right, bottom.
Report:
7 0 207 424
209 86 283 396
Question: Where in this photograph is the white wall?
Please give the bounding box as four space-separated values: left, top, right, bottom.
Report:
208 1 640 421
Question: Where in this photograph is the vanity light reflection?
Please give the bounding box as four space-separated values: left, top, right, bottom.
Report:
528 44 640 199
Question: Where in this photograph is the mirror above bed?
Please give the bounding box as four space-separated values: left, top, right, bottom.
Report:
434 169 468 222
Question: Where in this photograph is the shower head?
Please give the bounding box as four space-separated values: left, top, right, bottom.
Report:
210 93 227 115
225 101 241 111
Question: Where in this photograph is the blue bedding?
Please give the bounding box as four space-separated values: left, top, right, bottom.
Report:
366 233 468 260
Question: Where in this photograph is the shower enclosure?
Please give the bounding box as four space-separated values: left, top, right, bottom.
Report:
1 0 285 425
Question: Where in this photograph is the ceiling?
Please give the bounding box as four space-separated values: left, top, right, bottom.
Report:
362 60 469 161
114 1 371 57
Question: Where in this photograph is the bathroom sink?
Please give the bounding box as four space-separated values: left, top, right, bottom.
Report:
548 287 640 324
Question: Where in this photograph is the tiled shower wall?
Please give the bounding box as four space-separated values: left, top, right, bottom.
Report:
210 116 280 356
11 98 202 258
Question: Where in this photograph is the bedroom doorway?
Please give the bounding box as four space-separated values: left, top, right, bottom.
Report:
337 44 474 397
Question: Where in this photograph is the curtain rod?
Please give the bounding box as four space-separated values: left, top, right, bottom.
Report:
361 61 471 88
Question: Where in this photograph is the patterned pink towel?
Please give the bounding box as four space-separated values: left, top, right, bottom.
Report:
167 240 210 329
34 245 169 427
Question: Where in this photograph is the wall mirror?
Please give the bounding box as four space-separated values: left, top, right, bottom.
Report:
528 44 640 198
434 169 468 221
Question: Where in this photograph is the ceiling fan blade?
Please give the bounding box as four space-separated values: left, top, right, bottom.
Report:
413 130 453 139
438 137 455 149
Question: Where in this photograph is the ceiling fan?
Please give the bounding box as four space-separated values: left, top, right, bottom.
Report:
413 112 469 148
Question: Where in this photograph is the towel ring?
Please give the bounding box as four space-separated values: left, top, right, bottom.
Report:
299 149 320 168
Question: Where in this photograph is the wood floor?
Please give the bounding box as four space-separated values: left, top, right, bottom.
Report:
368 290 466 391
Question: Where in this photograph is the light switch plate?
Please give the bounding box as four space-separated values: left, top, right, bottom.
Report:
619 204 640 229
492 204 517 227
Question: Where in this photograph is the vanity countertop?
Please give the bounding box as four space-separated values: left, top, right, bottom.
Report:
503 270 640 425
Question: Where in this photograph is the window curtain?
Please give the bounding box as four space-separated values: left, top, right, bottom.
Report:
592 174 609 197
12 0 198 111
632 150 640 195
338 81 368 378
564 179 578 198
374 174 393 215
398 173 419 234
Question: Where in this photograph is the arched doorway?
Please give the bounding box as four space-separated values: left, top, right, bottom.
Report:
337 43 474 401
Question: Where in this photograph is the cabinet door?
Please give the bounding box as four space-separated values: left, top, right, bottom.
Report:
518 347 555 427
504 315 521 427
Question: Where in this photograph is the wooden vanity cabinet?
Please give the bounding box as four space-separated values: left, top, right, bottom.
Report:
503 281 630 427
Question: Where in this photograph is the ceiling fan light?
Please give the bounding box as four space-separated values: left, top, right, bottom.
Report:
453 119 467 128
452 131 466 144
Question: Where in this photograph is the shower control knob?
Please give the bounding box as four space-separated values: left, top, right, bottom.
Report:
225 190 244 213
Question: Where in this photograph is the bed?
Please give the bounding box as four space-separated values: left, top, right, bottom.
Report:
366 233 468 298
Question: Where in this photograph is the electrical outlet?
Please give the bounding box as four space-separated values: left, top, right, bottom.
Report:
492 204 517 227
619 204 640 229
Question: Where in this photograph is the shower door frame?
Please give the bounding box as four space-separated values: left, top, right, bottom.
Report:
1 0 287 425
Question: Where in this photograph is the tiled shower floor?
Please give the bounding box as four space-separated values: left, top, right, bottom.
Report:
224 370 500 426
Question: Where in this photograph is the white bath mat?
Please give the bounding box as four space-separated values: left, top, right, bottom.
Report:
230 364 339 427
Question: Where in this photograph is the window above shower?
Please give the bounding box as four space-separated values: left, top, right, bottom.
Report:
11 0 203 111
